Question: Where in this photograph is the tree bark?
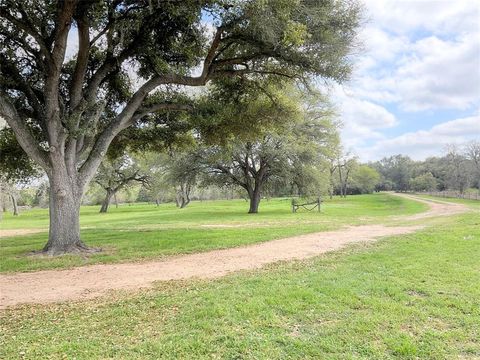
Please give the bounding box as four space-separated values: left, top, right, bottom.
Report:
0 183 3 220
248 188 262 214
42 174 88 255
100 190 115 213
178 183 191 209
179 197 190 208
338 167 344 198
11 194 18 216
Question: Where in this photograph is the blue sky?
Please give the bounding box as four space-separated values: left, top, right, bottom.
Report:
333 0 480 161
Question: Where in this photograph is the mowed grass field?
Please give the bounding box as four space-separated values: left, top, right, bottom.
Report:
1 193 427 272
0 196 479 359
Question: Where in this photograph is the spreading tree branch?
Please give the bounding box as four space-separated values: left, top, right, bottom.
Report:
0 93 50 171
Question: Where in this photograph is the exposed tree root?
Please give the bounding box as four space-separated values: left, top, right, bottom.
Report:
31 241 102 257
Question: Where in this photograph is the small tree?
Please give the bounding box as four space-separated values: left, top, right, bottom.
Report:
0 128 41 216
444 145 471 193
409 172 437 192
0 182 19 216
95 154 148 213
465 141 480 188
351 165 380 194
165 151 203 209
205 86 339 213
372 155 414 192
336 154 358 197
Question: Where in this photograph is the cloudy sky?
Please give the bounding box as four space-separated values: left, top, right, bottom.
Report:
333 0 480 161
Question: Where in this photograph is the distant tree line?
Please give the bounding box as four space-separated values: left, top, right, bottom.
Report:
371 142 480 194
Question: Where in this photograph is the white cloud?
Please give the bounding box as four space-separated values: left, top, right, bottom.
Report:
429 114 480 136
365 0 480 36
356 26 409 69
341 97 397 128
356 114 480 161
393 34 480 111
331 86 397 149
345 1 480 112
350 31 480 112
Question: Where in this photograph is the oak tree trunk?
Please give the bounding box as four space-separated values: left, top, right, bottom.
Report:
179 197 190 208
248 189 262 214
178 184 191 208
175 190 180 207
100 190 114 213
42 174 87 255
11 194 18 216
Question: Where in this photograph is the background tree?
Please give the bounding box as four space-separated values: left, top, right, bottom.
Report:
94 154 149 213
32 181 50 208
327 155 341 199
0 182 19 216
165 150 203 209
443 145 471 194
204 85 339 213
138 154 176 206
0 0 362 254
409 172 438 192
372 155 414 192
419 156 449 190
0 128 41 216
350 165 380 194
291 94 340 198
465 141 480 188
336 154 358 197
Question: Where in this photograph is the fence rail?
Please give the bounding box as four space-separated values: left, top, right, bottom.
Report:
415 191 480 201
291 198 323 213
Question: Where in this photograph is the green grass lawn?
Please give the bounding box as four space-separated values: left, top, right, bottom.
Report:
0 193 427 273
1 203 478 359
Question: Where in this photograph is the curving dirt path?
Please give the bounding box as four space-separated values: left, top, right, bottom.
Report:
0 194 469 309
391 193 467 219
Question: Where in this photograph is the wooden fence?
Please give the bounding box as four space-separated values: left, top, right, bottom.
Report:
292 198 323 213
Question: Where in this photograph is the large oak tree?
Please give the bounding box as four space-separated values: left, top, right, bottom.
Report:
0 0 361 254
